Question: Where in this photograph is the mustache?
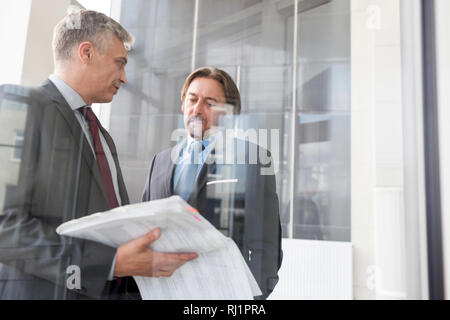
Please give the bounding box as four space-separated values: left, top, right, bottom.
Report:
187 116 205 139
112 80 121 89
187 116 206 126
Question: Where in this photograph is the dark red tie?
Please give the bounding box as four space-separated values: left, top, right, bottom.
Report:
79 107 119 209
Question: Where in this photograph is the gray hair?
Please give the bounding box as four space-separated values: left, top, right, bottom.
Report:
52 10 134 62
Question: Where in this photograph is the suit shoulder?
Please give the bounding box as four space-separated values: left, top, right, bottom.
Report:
0 84 51 114
2 83 51 99
0 84 37 100
152 147 171 160
158 147 175 157
150 146 177 165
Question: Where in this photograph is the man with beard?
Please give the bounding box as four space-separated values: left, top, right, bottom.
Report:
141 67 283 299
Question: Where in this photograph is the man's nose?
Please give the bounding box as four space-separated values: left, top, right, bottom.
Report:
193 100 205 114
120 70 127 84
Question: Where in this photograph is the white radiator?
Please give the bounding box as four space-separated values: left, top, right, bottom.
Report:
268 238 353 300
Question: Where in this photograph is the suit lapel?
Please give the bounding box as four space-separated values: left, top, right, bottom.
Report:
167 143 184 197
168 160 176 197
41 80 109 204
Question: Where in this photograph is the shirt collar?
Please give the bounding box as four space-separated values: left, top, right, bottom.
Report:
48 74 88 110
186 134 215 152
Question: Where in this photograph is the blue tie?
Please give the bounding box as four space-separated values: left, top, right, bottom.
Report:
174 141 204 201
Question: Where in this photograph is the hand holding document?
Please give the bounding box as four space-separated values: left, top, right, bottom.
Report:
112 227 198 278
56 196 261 299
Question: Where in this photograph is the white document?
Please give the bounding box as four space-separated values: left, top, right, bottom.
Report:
56 195 262 299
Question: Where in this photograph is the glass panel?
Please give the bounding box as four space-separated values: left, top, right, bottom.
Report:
294 0 351 241
0 87 29 213
110 0 196 202
195 0 294 238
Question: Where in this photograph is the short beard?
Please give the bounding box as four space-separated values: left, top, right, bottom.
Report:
187 116 205 140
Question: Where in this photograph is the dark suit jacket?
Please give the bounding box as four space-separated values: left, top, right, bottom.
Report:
0 80 138 299
142 137 283 299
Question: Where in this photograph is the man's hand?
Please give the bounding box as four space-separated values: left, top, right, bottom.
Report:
113 227 198 277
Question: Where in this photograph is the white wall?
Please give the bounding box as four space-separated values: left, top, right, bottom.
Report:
351 0 377 299
351 0 407 299
0 0 70 86
0 1 32 85
21 0 71 86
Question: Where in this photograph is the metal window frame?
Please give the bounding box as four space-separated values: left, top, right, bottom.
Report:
421 0 445 300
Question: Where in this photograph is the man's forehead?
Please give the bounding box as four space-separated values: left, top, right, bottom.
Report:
108 36 128 55
187 79 225 100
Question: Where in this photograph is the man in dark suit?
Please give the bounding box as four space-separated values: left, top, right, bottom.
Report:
142 67 282 299
0 10 197 300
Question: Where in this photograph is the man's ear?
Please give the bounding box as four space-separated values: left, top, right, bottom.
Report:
78 41 94 64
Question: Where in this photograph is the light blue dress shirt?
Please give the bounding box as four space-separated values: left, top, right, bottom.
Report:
48 75 119 280
173 134 216 192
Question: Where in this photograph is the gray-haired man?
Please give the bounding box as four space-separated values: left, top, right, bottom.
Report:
0 10 197 300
